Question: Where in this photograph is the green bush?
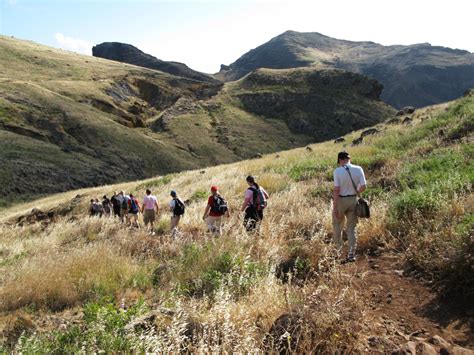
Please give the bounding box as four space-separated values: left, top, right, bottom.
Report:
189 189 208 203
15 299 148 353
175 245 266 298
390 188 443 221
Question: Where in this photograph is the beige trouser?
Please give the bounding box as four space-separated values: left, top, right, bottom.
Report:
206 215 223 236
332 196 358 257
170 215 181 237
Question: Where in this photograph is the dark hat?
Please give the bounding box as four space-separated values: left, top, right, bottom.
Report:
170 190 177 197
337 151 351 163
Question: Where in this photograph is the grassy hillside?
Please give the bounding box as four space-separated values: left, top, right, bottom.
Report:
0 91 472 352
218 30 474 108
0 36 393 207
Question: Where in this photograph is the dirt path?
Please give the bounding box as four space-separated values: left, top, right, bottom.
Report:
347 253 473 353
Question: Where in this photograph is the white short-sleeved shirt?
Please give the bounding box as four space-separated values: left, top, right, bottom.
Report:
143 195 157 210
333 164 367 196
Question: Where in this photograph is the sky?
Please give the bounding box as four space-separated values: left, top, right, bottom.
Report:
1 0 473 74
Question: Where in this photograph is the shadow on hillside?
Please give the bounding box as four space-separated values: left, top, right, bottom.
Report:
418 293 474 346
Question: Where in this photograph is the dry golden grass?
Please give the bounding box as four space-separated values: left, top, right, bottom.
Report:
2 97 471 352
0 243 146 311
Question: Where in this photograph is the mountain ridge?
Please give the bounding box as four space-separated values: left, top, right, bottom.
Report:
217 30 474 108
92 42 219 84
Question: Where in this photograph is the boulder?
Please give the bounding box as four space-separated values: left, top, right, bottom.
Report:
361 128 379 137
305 146 313 152
386 117 401 125
403 117 413 125
403 106 416 114
334 137 345 143
352 136 363 145
428 335 450 348
396 106 415 116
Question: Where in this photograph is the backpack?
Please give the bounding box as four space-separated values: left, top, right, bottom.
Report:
249 187 267 211
173 198 185 216
121 197 128 210
129 198 139 214
211 195 228 214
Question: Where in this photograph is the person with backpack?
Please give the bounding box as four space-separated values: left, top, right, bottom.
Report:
120 191 130 224
332 151 367 263
240 175 269 232
142 189 159 234
94 198 104 217
202 185 230 236
110 191 122 219
89 199 96 216
169 190 185 238
102 195 112 217
128 193 141 228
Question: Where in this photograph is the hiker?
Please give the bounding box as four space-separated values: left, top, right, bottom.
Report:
169 190 185 238
120 191 130 224
102 195 112 217
128 193 141 228
142 189 159 234
110 191 122 219
94 198 104 217
89 199 96 216
332 151 367 262
241 175 269 231
202 185 230 236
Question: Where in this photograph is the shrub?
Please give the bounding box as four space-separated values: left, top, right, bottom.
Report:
15 299 148 353
390 188 444 221
189 189 208 203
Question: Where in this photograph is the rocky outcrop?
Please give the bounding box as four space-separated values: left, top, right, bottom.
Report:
236 68 394 141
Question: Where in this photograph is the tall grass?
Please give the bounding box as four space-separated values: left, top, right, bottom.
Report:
2 93 474 351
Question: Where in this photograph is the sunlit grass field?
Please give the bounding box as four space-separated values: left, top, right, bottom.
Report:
0 92 472 352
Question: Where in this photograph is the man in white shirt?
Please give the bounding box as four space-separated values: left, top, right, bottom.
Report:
141 189 159 234
333 151 367 262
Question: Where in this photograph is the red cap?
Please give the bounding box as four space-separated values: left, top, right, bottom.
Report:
211 185 218 191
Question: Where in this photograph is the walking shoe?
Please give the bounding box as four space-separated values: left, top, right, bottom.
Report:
341 256 356 264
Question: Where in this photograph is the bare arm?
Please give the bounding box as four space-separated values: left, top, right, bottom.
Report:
203 205 211 220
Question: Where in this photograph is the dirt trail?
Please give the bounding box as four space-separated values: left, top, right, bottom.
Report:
347 253 473 353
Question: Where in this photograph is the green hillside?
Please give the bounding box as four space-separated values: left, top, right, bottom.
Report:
0 90 472 352
0 36 394 207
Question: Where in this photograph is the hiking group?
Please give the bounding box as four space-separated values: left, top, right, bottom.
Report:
89 175 270 237
89 151 367 262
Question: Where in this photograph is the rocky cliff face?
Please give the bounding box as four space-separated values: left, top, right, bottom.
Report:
93 42 220 84
218 31 474 108
234 68 393 140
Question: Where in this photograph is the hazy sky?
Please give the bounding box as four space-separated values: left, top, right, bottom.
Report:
1 0 473 73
